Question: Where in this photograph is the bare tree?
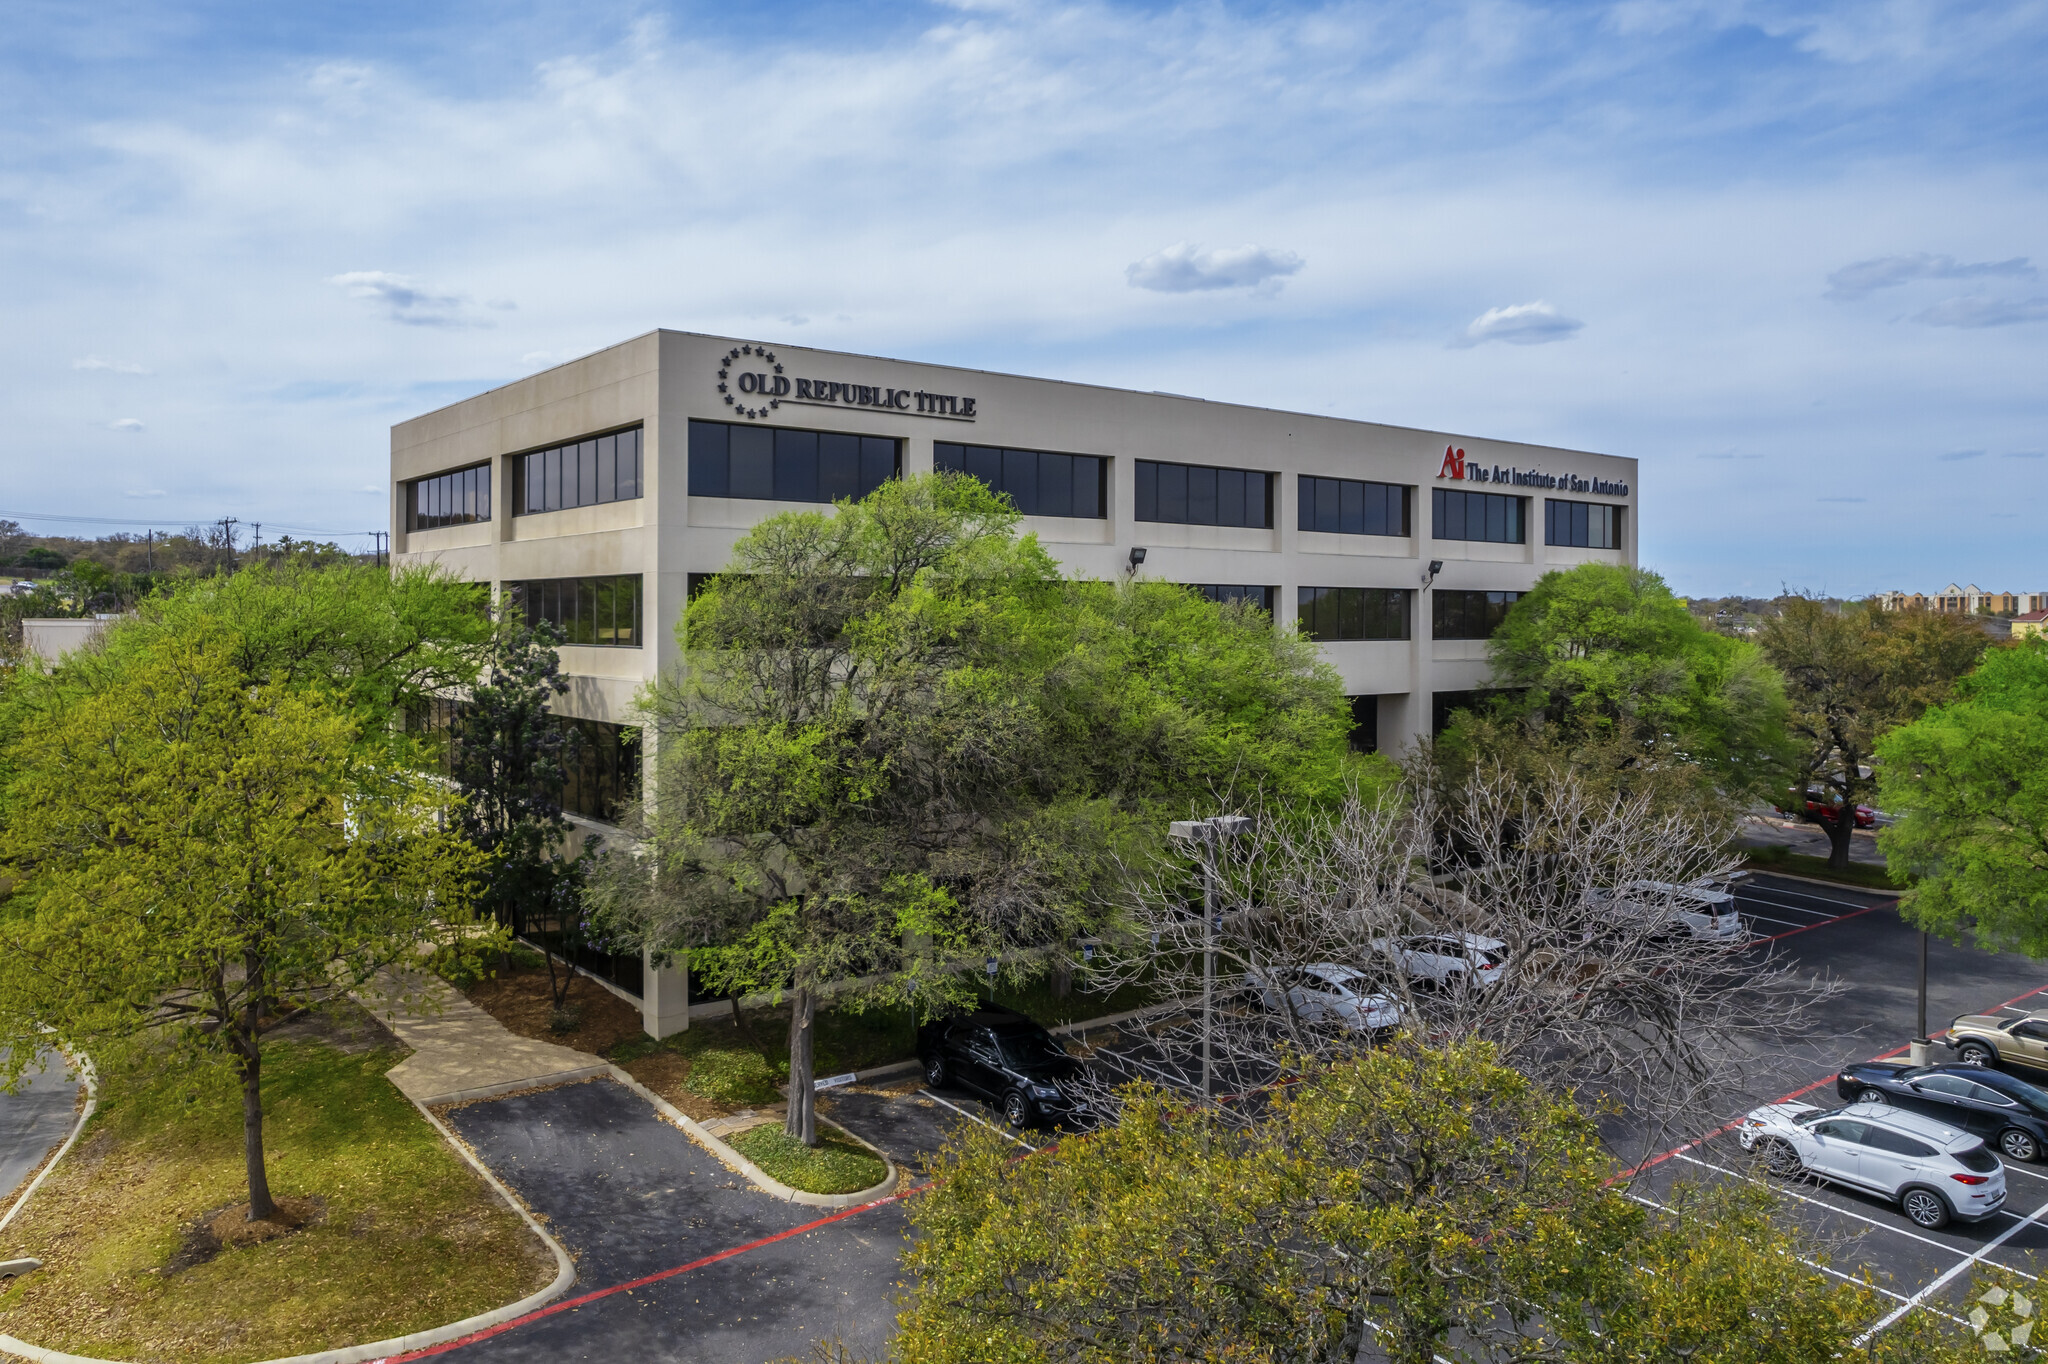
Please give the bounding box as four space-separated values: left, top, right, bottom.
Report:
1083 762 1841 1165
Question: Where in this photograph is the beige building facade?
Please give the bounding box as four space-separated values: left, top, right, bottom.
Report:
392 328 1637 761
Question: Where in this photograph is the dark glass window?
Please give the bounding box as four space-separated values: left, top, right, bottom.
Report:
1348 696 1379 753
1298 477 1409 537
934 442 1106 518
1134 460 1270 528
408 463 492 531
508 575 643 648
1545 498 1623 549
1432 489 1526 544
556 717 643 824
516 426 642 516
1188 584 1277 614
690 419 898 504
1432 688 1514 735
1432 589 1524 640
1295 588 1411 641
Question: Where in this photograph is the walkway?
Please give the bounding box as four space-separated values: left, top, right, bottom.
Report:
358 969 611 1107
0 1050 79 1210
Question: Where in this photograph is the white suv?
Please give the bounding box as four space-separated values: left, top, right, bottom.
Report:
1736 1100 2006 1228
1241 963 1404 1034
1367 933 1508 993
1585 880 1745 943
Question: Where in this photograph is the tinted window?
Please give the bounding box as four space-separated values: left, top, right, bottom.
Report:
1814 1119 1870 1143
408 463 493 531
995 1031 1069 1069
1432 589 1523 640
1298 476 1409 536
1956 1144 2001 1173
934 442 1107 519
509 575 644 648
1297 587 1411 641
1135 459 1271 527
1862 1127 1937 1157
1189 584 1277 614
516 427 642 516
1546 498 1622 549
1915 1075 1977 1098
1983 1073 2048 1114
692 419 898 504
2011 1022 2048 1042
1432 489 1525 544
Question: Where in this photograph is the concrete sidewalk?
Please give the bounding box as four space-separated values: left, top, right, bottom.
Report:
359 969 611 1107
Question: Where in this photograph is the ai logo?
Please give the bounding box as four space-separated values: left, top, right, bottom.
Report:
1437 445 1467 480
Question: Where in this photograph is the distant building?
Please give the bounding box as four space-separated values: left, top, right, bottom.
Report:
1878 584 2043 615
2014 610 2048 641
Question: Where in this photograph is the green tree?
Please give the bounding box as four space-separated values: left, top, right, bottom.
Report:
450 618 590 1009
0 627 488 1222
1479 564 1790 805
592 473 1357 1144
1759 599 1989 870
1878 638 2048 952
896 1041 1970 1364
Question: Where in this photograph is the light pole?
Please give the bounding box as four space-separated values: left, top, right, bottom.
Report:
1912 928 1931 1066
1169 814 1250 1104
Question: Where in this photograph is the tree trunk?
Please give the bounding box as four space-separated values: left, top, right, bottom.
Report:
1828 798 1856 870
785 984 816 1147
234 972 278 1222
730 993 751 1039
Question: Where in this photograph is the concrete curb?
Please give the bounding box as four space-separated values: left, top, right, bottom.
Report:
0 1053 95 1239
0 1079 579 1364
603 1065 899 1210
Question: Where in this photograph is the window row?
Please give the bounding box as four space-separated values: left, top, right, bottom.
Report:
934 442 1106 519
1298 476 1409 538
1432 489 1526 544
518 427 643 516
1190 584 1278 614
1134 460 1271 528
1545 498 1623 549
690 420 898 504
409 463 491 531
1432 589 1524 640
509 574 644 648
1296 587 1412 641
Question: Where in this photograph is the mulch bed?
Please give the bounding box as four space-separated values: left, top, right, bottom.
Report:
460 960 648 1056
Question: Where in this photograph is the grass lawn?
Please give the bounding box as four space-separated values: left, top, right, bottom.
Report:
728 1123 889 1195
1743 844 1910 893
0 1024 553 1364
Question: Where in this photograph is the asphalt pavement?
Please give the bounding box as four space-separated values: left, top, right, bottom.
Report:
0 1049 78 1211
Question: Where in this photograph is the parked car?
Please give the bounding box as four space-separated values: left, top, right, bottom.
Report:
1241 963 1404 1033
1583 881 1745 943
1795 788 1876 829
1836 1062 2048 1162
1367 933 1508 993
916 1007 1092 1130
1944 1009 2048 1071
1736 1100 2006 1228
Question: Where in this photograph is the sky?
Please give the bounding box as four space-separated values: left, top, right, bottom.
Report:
1 0 2043 596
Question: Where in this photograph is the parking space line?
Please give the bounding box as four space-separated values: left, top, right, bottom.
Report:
1740 880 1891 909
1742 912 1817 929
1750 904 1883 945
918 1088 1037 1151
2000 1161 2048 1184
1855 1190 2048 1344
1669 1151 2040 1275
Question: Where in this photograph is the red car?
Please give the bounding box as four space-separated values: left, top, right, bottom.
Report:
1801 789 1875 829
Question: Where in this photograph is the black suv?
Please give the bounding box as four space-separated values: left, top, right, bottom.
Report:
1836 1061 2048 1162
917 1007 1092 1130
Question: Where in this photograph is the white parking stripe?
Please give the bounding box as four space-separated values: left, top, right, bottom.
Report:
1739 883 1883 911
1999 1161 2048 1184
1738 894 1850 918
1742 912 1815 929
918 1089 1037 1151
1855 1190 2048 1343
1671 1151 2041 1277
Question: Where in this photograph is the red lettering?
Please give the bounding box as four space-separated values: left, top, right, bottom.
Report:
1437 445 1465 480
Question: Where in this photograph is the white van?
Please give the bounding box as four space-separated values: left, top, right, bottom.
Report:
1583 880 1745 943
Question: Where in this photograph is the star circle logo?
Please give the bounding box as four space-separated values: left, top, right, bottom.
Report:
716 344 785 421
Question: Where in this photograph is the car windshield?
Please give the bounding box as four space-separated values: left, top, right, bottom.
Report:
996 1031 1068 1069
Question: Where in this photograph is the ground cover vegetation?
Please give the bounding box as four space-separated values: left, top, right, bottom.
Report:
728 1122 888 1195
1758 596 1991 870
0 564 501 1225
589 472 1371 1146
895 1040 1978 1364
1878 636 2048 953
0 1021 552 1364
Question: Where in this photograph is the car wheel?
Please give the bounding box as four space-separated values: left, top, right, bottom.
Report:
1754 1138 1802 1178
1003 1090 1033 1130
1858 1088 1889 1105
2002 1129 2041 1162
1959 1042 1997 1067
923 1053 947 1087
1901 1186 1952 1230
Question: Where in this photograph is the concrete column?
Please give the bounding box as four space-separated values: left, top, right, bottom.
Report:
642 949 690 1039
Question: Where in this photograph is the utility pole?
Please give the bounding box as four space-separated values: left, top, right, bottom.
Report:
1912 929 1931 1066
146 529 153 572
216 517 239 573
1169 814 1251 1113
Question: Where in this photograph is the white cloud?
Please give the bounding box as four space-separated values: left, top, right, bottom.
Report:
73 355 150 374
123 489 167 498
1913 295 2048 328
1125 243 1304 293
107 417 145 432
1454 301 1584 347
1825 253 2035 301
327 271 491 327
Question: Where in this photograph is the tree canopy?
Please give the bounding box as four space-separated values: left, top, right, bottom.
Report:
1878 637 2048 953
591 472 1364 1143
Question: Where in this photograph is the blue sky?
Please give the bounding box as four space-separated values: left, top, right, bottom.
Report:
2 0 2043 595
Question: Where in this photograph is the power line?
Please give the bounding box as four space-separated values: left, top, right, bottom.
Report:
0 508 373 538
